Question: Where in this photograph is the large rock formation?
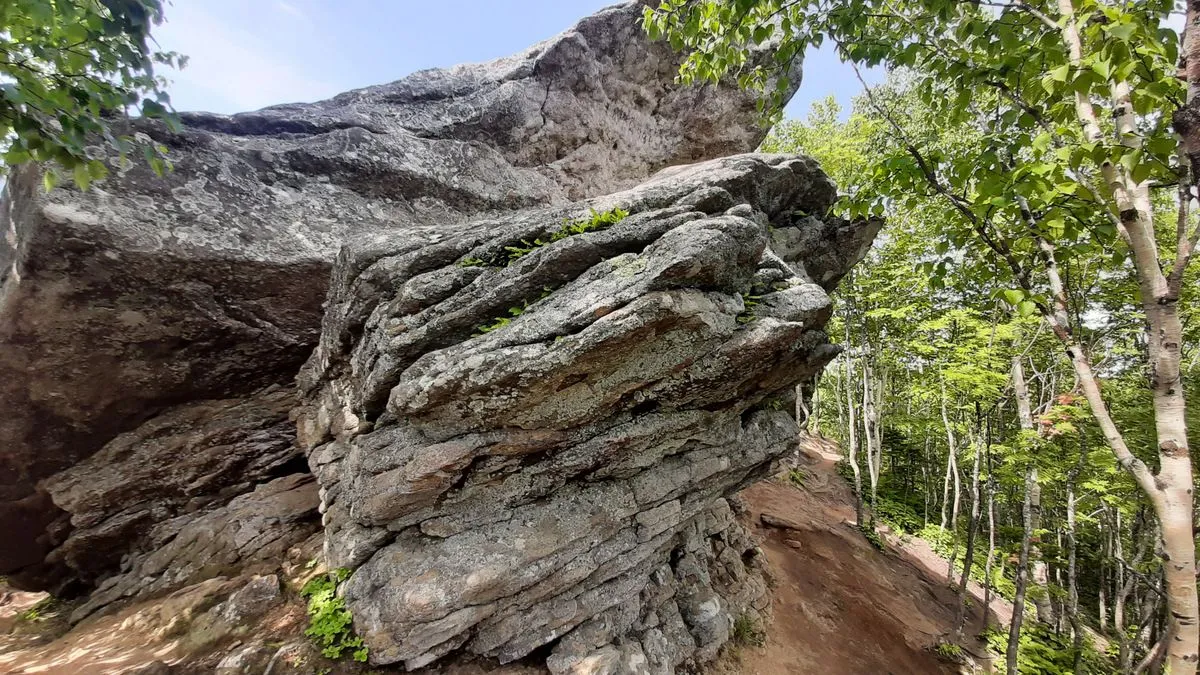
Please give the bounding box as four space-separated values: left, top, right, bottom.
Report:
0 2 791 593
295 153 879 670
0 1 883 670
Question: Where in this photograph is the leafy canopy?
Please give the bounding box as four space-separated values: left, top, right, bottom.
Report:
0 0 184 188
644 0 1181 312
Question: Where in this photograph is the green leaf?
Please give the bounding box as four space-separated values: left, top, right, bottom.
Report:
73 163 93 190
1107 22 1136 42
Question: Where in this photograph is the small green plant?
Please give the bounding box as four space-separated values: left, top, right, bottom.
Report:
506 207 629 263
736 292 762 325
301 568 368 663
452 206 629 268
731 612 766 647
871 496 922 534
980 624 1106 674
786 467 808 488
934 640 964 662
19 596 56 623
475 314 515 335
473 286 556 336
859 525 885 551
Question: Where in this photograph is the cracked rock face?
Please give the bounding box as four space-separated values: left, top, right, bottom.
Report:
0 1 791 593
297 154 880 670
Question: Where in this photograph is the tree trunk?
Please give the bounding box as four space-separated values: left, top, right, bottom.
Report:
863 357 880 526
1100 517 1109 636
1117 512 1152 672
1007 466 1037 675
1010 355 1054 625
936 381 955 528
955 409 983 636
1057 2 1200 667
845 353 864 527
981 424 996 633
1066 444 1084 674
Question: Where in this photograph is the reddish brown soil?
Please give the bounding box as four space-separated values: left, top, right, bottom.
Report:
728 438 1000 675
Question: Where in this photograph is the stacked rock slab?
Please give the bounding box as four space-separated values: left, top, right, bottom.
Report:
295 154 880 670
0 2 788 594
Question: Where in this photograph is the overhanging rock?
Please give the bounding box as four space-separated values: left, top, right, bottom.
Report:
296 154 881 670
0 1 794 593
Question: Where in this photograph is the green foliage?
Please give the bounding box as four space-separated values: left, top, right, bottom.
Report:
18 595 56 623
981 624 1107 674
300 568 368 663
933 640 964 662
917 525 1017 600
458 257 486 268
648 3 1198 666
736 293 762 325
473 286 556 336
834 459 855 482
871 496 922 535
785 467 807 488
1 0 185 187
551 206 629 241
505 207 630 264
731 613 766 647
916 524 956 558
474 312 516 335
859 525 885 551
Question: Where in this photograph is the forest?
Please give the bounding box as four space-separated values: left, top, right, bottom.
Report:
646 0 1200 673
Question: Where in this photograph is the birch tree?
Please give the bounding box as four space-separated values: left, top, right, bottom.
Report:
646 1 1199 669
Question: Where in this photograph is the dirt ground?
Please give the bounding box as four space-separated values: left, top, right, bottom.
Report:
727 437 1001 675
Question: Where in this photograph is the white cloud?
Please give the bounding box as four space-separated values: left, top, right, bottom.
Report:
154 1 337 113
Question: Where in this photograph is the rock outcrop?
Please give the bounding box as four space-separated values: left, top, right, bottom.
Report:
296 153 880 670
0 1 793 594
0 0 884 670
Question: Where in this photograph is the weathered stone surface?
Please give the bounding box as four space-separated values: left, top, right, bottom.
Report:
0 1 793 591
71 474 318 622
39 386 302 589
297 153 879 669
215 574 283 625
216 643 277 675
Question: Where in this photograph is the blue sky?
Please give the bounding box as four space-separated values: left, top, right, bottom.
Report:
153 0 879 123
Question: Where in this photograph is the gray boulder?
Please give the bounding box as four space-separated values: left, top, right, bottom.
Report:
296 153 880 669
0 1 793 592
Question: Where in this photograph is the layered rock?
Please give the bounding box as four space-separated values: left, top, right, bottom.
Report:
0 1 792 593
296 154 880 670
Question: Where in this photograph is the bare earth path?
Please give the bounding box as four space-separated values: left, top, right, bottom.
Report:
728 436 1004 674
